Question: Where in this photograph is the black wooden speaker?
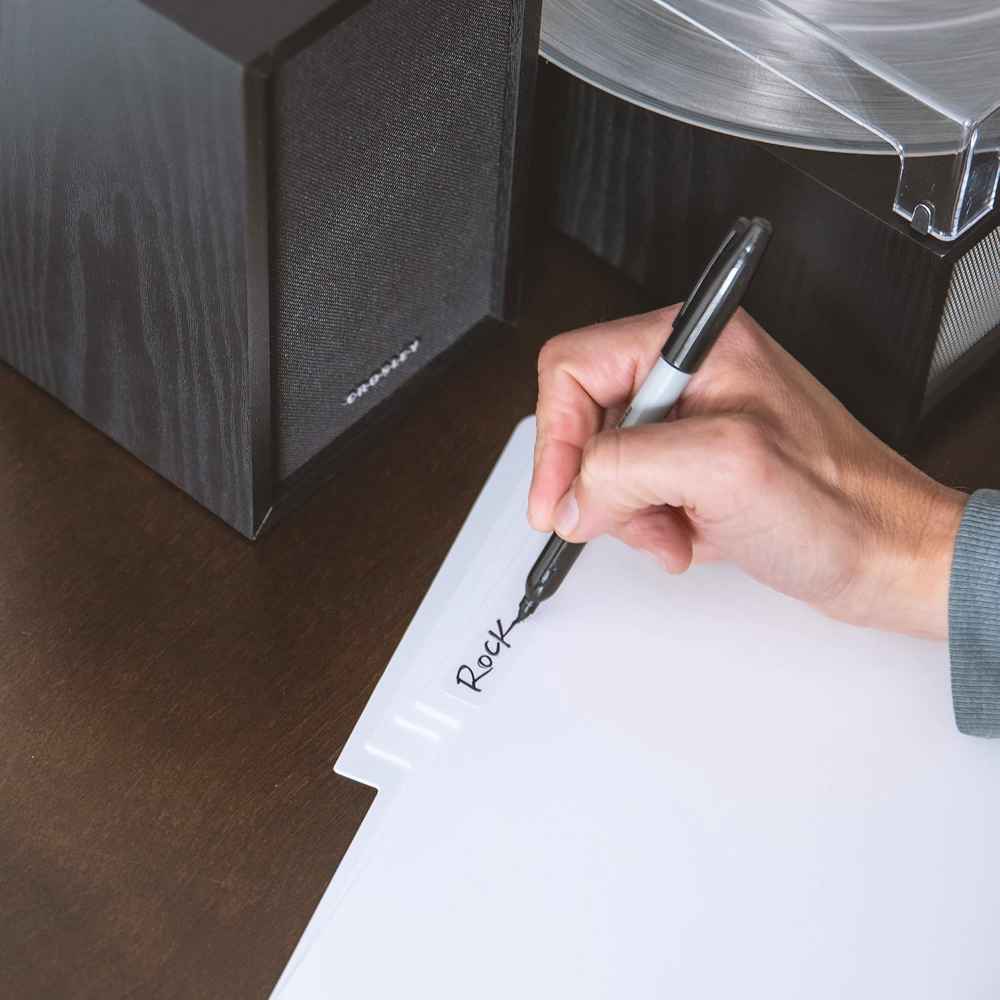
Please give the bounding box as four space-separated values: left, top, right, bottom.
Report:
536 63 1000 449
0 0 540 536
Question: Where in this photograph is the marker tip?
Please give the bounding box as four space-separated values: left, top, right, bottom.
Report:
514 596 537 627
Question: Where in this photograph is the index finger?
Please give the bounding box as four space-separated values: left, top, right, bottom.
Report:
529 305 681 531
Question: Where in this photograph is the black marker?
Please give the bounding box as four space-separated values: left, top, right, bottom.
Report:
515 216 772 625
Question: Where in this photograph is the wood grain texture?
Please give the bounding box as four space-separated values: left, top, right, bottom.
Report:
1 0 543 537
535 64 980 448
0 0 253 535
1 231 999 998
491 0 542 322
141 0 352 65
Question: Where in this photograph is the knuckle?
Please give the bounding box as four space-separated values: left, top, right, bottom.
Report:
536 337 557 374
656 303 684 327
537 333 571 376
579 430 624 491
718 310 768 369
728 308 763 349
693 317 774 409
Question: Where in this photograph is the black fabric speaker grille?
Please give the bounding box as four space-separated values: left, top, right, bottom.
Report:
271 0 513 480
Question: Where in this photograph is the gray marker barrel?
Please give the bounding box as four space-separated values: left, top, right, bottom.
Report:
619 358 691 428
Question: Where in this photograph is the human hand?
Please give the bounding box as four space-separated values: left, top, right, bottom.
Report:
528 307 967 639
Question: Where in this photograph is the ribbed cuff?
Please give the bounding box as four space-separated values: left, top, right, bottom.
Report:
950 489 1000 737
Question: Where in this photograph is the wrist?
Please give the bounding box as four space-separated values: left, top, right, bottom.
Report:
873 482 967 640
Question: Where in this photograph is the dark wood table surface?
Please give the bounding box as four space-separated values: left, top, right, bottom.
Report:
3 232 1000 999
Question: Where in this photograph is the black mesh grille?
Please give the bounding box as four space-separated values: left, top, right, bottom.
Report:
928 224 1000 390
271 0 513 480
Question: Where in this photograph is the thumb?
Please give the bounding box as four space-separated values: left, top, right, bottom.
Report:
552 416 750 546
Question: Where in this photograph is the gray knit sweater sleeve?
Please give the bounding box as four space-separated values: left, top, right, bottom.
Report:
950 489 1000 737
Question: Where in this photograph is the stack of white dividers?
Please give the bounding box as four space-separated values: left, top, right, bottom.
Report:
272 419 1000 1000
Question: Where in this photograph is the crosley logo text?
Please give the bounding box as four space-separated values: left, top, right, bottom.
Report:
344 339 420 406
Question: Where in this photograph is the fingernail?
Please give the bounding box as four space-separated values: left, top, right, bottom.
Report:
553 488 580 539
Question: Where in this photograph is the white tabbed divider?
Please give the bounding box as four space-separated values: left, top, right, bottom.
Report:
273 418 1000 1000
271 420 541 997
335 419 544 789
